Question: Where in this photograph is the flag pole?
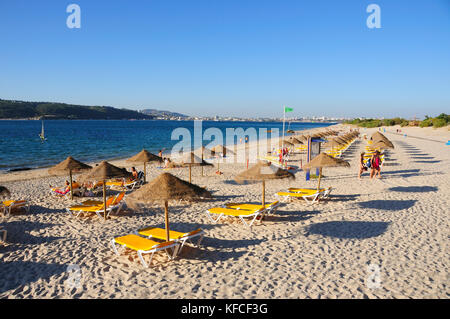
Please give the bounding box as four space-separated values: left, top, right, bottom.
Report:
282 106 286 165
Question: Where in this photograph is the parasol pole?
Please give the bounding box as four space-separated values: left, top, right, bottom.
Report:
143 162 146 183
103 180 107 220
69 169 74 200
189 164 192 183
164 200 170 242
282 106 286 162
317 168 322 190
262 180 265 206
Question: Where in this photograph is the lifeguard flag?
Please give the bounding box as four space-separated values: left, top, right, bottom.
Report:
284 107 293 112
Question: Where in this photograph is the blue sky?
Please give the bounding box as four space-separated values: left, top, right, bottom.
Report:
0 0 449 119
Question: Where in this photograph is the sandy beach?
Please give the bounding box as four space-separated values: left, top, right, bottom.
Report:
0 124 448 299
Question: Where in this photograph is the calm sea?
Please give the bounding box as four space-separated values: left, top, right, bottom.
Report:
0 120 334 171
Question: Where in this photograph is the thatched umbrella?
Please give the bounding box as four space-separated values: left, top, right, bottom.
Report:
323 139 344 150
371 132 393 148
371 140 394 150
126 173 211 241
296 135 308 143
334 136 349 145
126 149 162 183
371 131 388 141
288 137 303 145
0 186 10 198
48 156 92 200
235 161 294 206
303 153 350 190
79 161 132 220
281 140 294 147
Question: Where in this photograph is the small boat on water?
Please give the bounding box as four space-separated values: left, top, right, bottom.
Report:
39 119 47 142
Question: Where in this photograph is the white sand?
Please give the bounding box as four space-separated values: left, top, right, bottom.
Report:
0 124 448 298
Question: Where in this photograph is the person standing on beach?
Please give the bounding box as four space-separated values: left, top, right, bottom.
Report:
370 151 382 179
358 152 367 179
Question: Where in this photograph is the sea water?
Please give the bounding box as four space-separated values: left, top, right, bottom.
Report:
0 120 334 171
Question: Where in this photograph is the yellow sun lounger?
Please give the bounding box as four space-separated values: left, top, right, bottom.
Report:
206 207 266 228
80 192 125 208
288 187 333 200
66 194 123 219
111 234 179 268
137 227 205 253
276 189 326 203
1 200 30 217
225 201 281 215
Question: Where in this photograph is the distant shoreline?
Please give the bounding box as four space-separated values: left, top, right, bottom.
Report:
0 118 340 124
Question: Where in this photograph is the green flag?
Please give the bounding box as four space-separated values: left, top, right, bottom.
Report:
284 107 293 112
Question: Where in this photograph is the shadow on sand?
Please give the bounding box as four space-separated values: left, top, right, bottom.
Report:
388 186 438 193
413 160 441 164
357 199 417 211
0 261 67 295
305 221 390 239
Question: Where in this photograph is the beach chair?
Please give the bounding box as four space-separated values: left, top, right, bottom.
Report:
79 192 126 214
111 234 179 268
50 182 82 198
1 200 30 217
106 177 141 191
276 189 325 203
66 193 124 219
137 227 204 253
225 201 281 216
205 207 266 228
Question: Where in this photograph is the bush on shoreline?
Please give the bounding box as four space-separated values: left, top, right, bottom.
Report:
345 113 449 129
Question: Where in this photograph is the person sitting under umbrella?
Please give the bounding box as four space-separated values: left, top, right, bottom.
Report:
131 167 139 180
50 180 80 196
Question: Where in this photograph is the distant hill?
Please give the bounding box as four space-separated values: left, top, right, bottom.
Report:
140 109 188 118
0 99 155 120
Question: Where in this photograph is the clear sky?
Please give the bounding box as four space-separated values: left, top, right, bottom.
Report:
0 0 449 119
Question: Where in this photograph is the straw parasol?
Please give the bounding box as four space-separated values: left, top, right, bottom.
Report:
0 186 10 198
334 136 349 145
303 153 350 190
79 161 132 220
288 137 303 145
371 132 393 147
371 131 388 141
371 140 394 150
323 139 344 149
48 156 92 200
126 173 211 241
126 149 163 183
235 161 294 206
280 140 294 147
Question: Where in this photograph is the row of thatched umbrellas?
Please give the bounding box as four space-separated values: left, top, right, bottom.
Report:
2 129 354 242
